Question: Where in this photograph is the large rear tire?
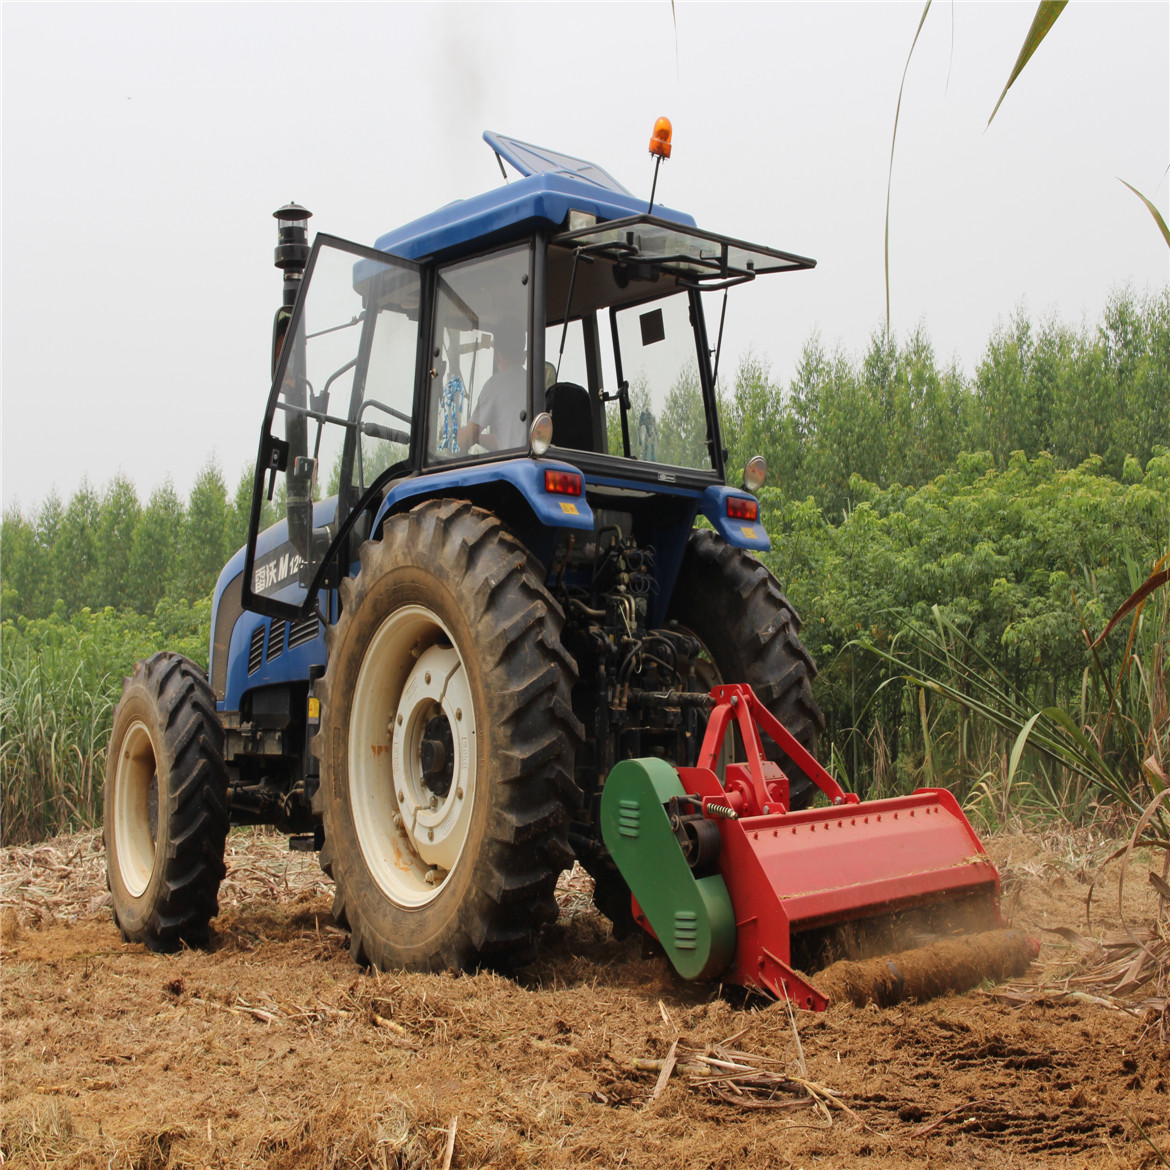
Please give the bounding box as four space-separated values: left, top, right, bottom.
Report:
668 529 825 803
314 500 581 972
104 653 229 951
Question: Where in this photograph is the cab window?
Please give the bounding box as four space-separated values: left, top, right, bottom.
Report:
426 244 532 462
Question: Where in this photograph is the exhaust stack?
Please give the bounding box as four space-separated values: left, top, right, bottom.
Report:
271 202 312 374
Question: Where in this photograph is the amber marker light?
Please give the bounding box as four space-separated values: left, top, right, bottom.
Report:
647 117 673 211
649 116 673 159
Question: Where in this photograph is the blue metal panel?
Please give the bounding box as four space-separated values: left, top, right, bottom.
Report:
372 458 596 534
213 544 248 613
578 470 708 499
700 485 771 552
213 501 336 713
373 173 695 264
220 609 328 712
210 544 248 703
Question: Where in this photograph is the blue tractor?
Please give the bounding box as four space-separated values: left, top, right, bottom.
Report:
104 127 827 973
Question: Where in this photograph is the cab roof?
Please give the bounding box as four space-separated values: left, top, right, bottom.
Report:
373 133 696 264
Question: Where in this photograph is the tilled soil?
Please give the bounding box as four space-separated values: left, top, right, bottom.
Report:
1 828 1166 1169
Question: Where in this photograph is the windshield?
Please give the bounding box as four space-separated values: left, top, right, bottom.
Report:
545 245 716 473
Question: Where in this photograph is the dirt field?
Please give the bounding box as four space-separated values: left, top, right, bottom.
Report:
2 827 1166 1169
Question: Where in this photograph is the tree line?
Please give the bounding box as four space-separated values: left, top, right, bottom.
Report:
1 462 257 622
3 287 1164 626
0 289 1165 841
720 287 1168 517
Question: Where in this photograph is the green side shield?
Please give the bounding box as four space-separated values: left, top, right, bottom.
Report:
600 758 736 981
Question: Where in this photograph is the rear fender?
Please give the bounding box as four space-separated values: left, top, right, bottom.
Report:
700 485 770 552
371 458 595 552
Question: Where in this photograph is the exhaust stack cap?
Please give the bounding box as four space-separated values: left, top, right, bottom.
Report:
273 202 312 273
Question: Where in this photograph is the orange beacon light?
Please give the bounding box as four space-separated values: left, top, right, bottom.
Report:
649 116 673 159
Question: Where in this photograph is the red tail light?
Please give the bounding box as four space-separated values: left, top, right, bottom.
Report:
545 469 583 496
726 495 758 521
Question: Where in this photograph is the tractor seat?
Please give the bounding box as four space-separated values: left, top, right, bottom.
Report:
546 382 594 451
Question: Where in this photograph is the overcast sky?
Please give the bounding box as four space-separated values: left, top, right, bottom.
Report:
2 2 1167 512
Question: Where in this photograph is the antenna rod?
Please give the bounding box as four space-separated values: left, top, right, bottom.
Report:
648 156 663 213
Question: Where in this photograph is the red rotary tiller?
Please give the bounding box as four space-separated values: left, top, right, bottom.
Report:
601 684 1028 1009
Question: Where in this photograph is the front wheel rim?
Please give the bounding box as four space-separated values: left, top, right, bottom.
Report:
348 605 477 909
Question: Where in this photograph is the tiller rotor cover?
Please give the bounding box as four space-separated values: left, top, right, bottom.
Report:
601 685 1005 1010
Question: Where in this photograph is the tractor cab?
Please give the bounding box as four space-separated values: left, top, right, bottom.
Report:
242 130 815 621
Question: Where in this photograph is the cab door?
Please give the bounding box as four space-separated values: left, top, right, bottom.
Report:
242 235 423 619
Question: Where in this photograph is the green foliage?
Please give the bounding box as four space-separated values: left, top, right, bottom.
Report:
718 351 796 486
762 451 1169 813
229 465 255 554
975 288 1170 478
0 506 41 621
877 553 1168 846
656 369 709 468
52 478 101 613
0 601 210 843
717 290 1168 519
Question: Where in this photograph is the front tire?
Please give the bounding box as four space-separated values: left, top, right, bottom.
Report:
104 653 229 951
314 500 581 972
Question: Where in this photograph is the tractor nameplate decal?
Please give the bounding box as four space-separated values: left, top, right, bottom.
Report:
253 543 307 595
559 501 580 515
740 526 758 539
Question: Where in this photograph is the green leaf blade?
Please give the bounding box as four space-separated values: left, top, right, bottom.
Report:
1119 179 1170 250
885 0 932 343
988 0 1068 127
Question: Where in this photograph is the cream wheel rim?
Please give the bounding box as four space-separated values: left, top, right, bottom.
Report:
113 719 158 897
348 605 477 908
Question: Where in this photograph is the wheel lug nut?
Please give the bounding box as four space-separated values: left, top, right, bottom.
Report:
424 671 431 684
425 869 436 884
427 827 435 841
397 790 405 803
456 787 464 800
455 708 462 721
392 814 402 828
396 714 403 726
